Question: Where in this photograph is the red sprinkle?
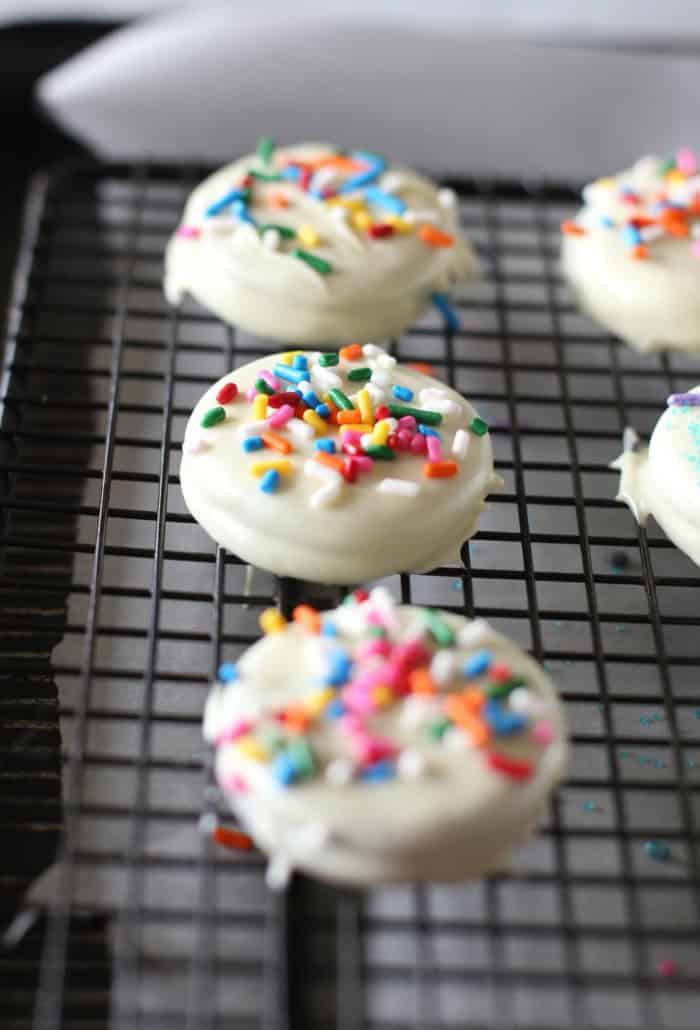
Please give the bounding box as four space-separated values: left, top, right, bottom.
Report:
353 589 370 603
342 458 358 483
489 662 513 682
216 382 238 404
368 223 395 239
487 751 534 781
212 826 253 851
267 391 300 409
375 405 390 422
241 175 253 189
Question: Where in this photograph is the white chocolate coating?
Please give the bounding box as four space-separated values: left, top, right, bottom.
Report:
204 594 568 886
611 391 700 565
562 154 700 352
180 347 502 584
164 143 476 342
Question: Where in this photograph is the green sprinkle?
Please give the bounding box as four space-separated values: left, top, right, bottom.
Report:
369 626 387 638
289 739 315 778
292 247 332 275
484 677 524 700
469 416 489 437
258 223 296 239
259 727 286 752
256 136 274 164
388 403 442 426
200 406 226 428
255 378 275 396
328 388 354 411
426 718 451 741
364 445 395 460
319 352 339 367
657 156 676 176
348 367 372 382
248 169 283 182
422 608 455 647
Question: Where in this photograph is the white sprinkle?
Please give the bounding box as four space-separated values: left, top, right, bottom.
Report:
377 478 420 498
509 687 544 719
237 420 269 438
399 695 441 730
408 208 440 223
430 650 456 686
365 382 386 405
420 387 447 404
380 172 405 193
329 206 348 223
311 365 342 391
443 726 470 752
368 585 400 631
363 343 383 358
360 433 374 449
438 188 457 209
457 618 491 648
198 812 217 835
286 418 315 443
262 228 281 251
385 418 399 432
183 434 210 455
433 398 461 417
266 852 292 891
325 758 354 786
377 353 397 370
397 748 426 781
452 428 470 460
371 370 391 388
310 479 344 509
304 458 340 482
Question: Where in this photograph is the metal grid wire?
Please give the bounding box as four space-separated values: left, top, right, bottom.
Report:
1 162 700 1030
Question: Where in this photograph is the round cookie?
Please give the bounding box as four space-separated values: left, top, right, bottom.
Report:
204 591 568 886
180 345 502 584
611 389 700 565
561 150 700 352
165 140 476 342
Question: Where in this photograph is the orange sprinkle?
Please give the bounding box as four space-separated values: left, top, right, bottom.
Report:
629 216 655 229
315 451 344 473
337 409 361 424
560 220 586 237
444 697 489 748
423 460 458 479
339 343 363 361
659 210 689 237
314 155 363 173
409 668 437 695
268 191 289 209
261 431 291 454
408 361 436 377
418 224 455 247
631 244 649 261
212 826 254 851
293 604 321 634
281 705 312 735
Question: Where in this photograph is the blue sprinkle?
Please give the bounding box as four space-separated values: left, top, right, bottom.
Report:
217 662 238 683
359 759 395 783
292 354 308 371
324 649 353 687
205 188 248 216
392 384 414 402
315 439 336 454
299 384 321 407
321 621 338 637
273 752 297 786
620 224 641 247
337 154 386 194
418 425 441 438
324 698 346 720
231 197 256 225
274 363 306 384
431 292 461 332
364 185 406 215
260 469 280 493
315 403 330 419
598 215 615 229
242 436 264 452
280 166 301 181
643 840 671 862
463 650 492 678
483 698 527 737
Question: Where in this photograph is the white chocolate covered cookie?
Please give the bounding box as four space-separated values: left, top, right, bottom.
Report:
562 150 700 352
612 389 700 565
204 591 568 886
180 345 502 584
165 140 476 342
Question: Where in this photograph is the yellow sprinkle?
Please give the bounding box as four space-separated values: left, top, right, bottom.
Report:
666 169 686 184
371 419 391 445
250 458 293 476
305 687 335 717
595 177 615 188
302 409 328 436
297 224 320 248
372 685 394 709
260 607 287 634
327 197 366 212
357 389 372 423
235 736 267 762
253 394 268 420
385 213 413 234
352 210 372 231
280 350 305 365
339 422 373 435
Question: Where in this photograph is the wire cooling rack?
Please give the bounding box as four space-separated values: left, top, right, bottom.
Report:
1 162 700 1030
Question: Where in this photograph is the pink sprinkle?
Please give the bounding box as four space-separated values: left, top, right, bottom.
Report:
267 403 295 428
177 225 201 239
351 734 397 766
691 240 700 260
259 369 279 391
216 719 252 744
342 430 363 445
246 385 257 401
220 772 249 794
657 959 679 978
426 436 442 462
532 720 554 746
339 713 367 735
677 148 697 176
351 455 373 473
395 430 413 451
409 434 427 454
356 638 393 660
398 415 417 432
620 191 639 206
